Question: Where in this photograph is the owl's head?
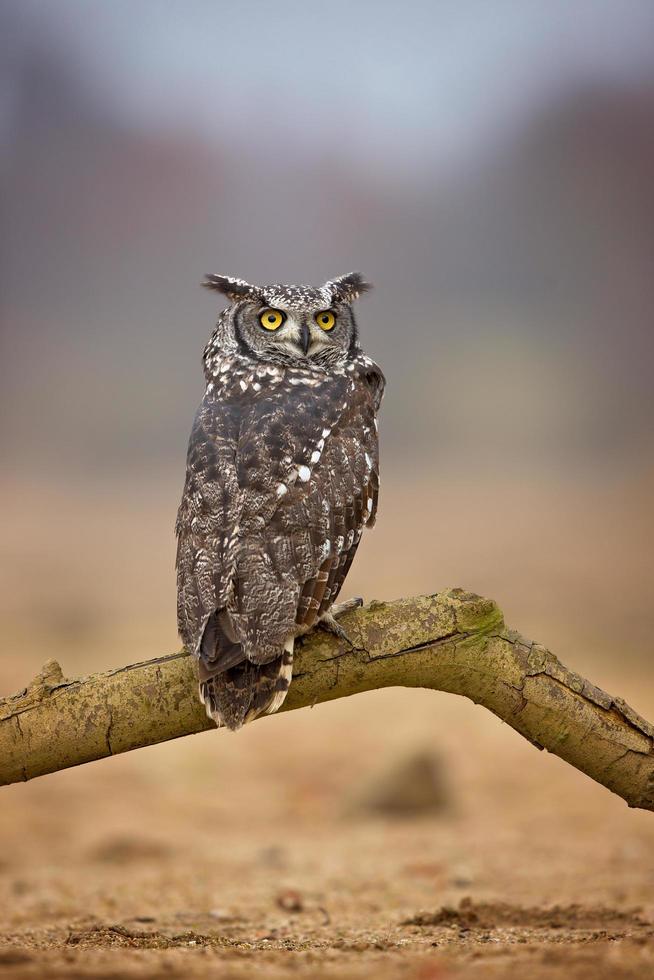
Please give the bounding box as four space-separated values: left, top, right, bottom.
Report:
202 272 371 367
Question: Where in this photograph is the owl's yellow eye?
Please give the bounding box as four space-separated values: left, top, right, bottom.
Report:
315 310 336 331
259 308 285 331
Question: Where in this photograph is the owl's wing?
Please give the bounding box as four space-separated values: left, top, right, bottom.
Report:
291 367 383 630
233 360 384 641
175 396 243 657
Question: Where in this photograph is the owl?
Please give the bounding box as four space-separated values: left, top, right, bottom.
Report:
175 272 385 730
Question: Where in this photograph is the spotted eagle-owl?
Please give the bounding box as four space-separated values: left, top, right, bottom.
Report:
175 272 385 730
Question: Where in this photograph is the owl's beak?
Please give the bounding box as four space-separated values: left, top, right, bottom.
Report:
298 321 311 355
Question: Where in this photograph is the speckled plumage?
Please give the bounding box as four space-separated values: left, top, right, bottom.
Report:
176 273 384 729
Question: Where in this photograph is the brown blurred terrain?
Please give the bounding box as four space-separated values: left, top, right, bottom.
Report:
2 1 654 976
1 459 653 978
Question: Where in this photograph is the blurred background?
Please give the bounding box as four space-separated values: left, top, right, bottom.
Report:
1 1 654 973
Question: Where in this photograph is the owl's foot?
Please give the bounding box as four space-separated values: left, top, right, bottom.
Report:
318 598 363 648
330 597 363 617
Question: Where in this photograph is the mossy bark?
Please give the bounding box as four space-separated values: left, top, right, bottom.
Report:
1 589 653 810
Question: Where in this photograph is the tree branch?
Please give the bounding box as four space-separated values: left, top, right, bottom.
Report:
1 590 653 810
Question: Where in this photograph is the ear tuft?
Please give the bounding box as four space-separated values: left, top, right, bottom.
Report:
202 275 258 302
324 272 372 304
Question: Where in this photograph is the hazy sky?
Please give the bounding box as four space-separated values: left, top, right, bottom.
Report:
4 0 654 179
2 0 653 473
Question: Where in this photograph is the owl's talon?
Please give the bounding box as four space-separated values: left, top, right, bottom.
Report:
318 614 356 647
329 597 364 617
318 598 364 648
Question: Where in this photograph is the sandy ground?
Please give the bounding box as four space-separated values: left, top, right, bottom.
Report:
1 462 653 978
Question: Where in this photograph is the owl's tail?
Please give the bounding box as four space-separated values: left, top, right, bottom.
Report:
198 611 293 730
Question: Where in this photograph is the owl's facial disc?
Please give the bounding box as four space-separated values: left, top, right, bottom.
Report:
233 299 354 364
